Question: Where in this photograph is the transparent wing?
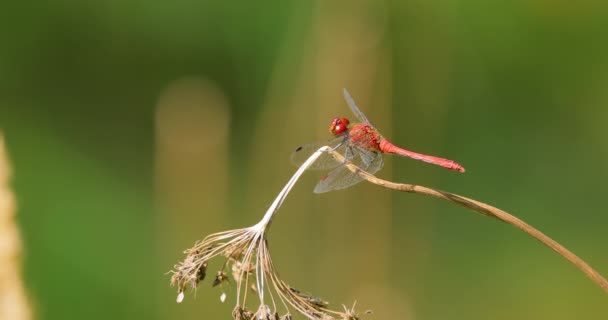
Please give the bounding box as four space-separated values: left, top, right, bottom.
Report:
313 147 384 193
343 88 373 125
355 146 383 174
290 135 349 170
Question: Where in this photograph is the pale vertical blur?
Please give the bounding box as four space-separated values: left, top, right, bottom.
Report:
311 1 406 318
245 0 411 318
0 133 32 320
154 78 230 319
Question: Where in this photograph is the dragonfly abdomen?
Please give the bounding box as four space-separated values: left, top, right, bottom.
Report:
379 139 465 172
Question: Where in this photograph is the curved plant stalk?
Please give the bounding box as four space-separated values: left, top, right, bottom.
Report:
327 149 608 293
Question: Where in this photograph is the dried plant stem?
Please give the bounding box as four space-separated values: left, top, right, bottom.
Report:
328 149 608 294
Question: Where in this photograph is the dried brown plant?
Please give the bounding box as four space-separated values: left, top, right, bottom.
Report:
170 141 608 320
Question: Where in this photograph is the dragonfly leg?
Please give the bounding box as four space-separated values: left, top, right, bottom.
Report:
342 146 354 165
326 140 350 165
331 140 344 151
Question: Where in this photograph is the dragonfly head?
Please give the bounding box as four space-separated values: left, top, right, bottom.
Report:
329 117 350 136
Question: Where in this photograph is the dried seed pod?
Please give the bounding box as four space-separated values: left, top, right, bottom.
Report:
176 291 185 303
196 261 208 283
232 260 254 282
255 305 273 320
213 270 229 287
307 296 329 308
232 306 253 320
289 287 329 308
250 284 258 294
225 245 244 261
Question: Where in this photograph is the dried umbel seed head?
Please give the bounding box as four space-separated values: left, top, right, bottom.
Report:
169 146 370 320
170 209 367 318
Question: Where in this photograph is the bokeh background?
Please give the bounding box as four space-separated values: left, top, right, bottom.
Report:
2 1 608 319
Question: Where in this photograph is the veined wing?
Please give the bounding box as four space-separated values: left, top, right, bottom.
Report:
290 135 349 170
343 88 373 125
313 146 384 193
355 146 382 170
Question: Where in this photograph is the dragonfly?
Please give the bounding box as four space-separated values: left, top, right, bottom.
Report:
291 88 465 193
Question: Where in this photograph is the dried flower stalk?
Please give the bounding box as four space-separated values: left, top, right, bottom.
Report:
170 146 367 320
170 143 607 320
326 148 608 294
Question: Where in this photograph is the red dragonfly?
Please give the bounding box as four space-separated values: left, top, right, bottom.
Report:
292 89 465 193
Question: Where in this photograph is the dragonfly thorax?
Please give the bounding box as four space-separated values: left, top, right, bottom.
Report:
329 117 350 136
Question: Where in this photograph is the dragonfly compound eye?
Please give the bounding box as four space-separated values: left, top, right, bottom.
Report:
329 117 350 135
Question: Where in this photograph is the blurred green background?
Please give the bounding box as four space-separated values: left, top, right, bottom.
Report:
2 1 608 319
